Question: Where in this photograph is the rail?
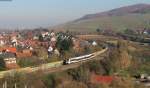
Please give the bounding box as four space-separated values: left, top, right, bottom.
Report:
0 47 108 78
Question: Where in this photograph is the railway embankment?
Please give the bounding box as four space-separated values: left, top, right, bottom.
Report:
0 47 108 78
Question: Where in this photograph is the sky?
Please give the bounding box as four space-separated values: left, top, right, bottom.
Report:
0 0 150 29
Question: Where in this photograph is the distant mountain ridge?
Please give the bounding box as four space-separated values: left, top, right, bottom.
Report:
52 3 150 32
76 4 150 21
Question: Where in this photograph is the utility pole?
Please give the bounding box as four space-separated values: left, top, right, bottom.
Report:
4 81 7 88
15 83 17 88
3 83 4 88
25 85 27 88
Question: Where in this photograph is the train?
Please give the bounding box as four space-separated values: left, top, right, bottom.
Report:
63 53 94 65
63 46 108 65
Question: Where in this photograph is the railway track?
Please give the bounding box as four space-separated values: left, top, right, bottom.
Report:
42 47 108 74
0 47 108 78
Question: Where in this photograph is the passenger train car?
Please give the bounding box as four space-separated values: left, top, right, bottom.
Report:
63 46 108 65
63 53 94 65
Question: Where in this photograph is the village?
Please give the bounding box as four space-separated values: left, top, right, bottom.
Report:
0 1 150 88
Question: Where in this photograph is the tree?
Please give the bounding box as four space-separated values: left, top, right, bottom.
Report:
43 74 56 88
1 72 45 88
67 65 90 84
124 28 136 35
0 56 5 71
116 40 131 70
105 40 131 74
39 34 44 42
56 32 73 57
88 60 106 75
96 28 102 34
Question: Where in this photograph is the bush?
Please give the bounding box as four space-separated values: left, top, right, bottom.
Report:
88 61 106 75
1 72 45 88
43 74 56 88
0 56 5 71
17 56 45 67
67 65 90 83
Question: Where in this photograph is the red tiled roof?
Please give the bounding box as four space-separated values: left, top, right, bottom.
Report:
0 47 17 53
6 47 17 53
19 40 38 47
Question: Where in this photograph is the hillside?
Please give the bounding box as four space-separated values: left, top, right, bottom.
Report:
53 4 150 32
76 3 150 20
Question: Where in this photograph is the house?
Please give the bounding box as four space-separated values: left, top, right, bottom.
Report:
0 47 16 53
92 41 97 46
48 46 53 52
11 38 18 47
29 46 33 51
41 32 50 38
0 40 5 46
0 35 7 46
50 37 57 48
72 37 92 52
3 47 17 54
50 32 55 37
19 40 38 48
38 41 49 47
33 36 39 40
16 49 32 58
9 32 20 47
143 30 150 35
54 49 60 56
48 46 53 56
72 38 80 51
3 53 19 69
80 40 90 47
23 40 34 46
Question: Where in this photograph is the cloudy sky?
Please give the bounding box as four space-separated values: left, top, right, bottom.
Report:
0 0 150 29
